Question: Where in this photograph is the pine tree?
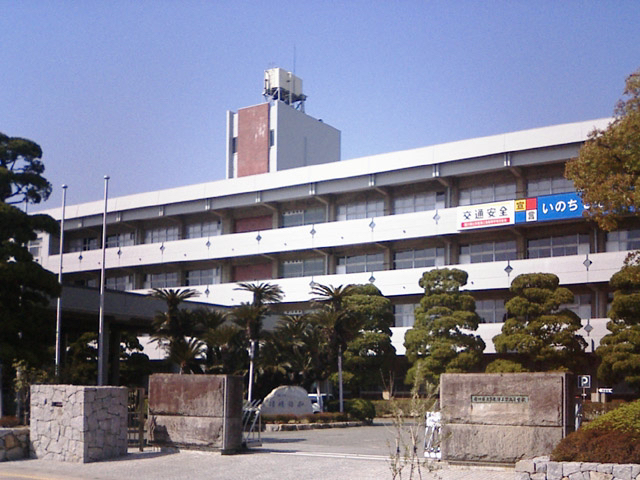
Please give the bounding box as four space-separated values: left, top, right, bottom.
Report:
404 268 485 384
490 273 586 372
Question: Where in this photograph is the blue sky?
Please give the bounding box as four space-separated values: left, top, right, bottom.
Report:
2 1 639 209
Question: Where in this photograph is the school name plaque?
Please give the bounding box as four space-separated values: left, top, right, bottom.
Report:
471 395 529 404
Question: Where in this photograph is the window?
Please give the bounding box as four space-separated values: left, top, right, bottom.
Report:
144 226 180 244
282 208 325 228
527 234 589 258
185 268 220 286
394 247 445 269
28 239 42 258
476 299 507 324
337 199 384 221
106 275 133 291
74 278 98 288
606 229 640 252
393 192 445 214
459 183 516 206
106 232 135 248
186 221 221 239
143 272 179 289
336 253 384 274
562 293 592 319
459 241 517 264
393 304 417 327
281 258 325 278
527 177 575 197
68 237 99 252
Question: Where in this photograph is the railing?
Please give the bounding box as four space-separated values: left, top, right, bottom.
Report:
127 387 147 451
242 400 262 448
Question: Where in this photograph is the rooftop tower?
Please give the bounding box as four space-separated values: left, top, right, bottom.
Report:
226 68 340 179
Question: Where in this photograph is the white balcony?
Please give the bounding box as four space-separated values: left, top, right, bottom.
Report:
43 208 458 274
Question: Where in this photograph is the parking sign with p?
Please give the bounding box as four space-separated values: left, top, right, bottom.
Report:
578 375 591 389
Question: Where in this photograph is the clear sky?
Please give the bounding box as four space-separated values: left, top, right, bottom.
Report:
2 1 639 209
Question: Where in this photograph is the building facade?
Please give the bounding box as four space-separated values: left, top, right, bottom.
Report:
35 72 631 355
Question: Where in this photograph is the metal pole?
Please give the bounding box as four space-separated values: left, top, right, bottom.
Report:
248 340 256 402
338 344 344 413
97 176 109 385
0 363 3 417
55 185 67 379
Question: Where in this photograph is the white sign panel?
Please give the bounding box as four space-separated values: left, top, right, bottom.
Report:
457 201 515 230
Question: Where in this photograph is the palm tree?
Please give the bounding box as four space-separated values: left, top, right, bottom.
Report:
231 302 269 402
149 288 200 341
236 282 284 306
201 323 244 374
309 283 360 412
169 337 205 374
310 283 354 313
148 288 200 373
270 314 316 386
233 282 283 401
189 307 230 372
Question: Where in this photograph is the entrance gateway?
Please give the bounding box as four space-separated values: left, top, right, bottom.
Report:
439 373 577 464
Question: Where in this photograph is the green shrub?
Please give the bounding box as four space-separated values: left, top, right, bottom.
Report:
551 400 640 463
583 399 640 434
261 412 349 424
583 400 627 422
340 398 375 423
552 427 640 464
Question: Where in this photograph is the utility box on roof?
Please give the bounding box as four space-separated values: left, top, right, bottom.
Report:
264 68 304 103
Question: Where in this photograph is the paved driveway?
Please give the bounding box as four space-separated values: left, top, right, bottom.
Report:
0 421 514 480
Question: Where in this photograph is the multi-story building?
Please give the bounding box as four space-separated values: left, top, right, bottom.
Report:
36 69 628 360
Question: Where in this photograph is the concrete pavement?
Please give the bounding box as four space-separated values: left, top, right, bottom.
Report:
0 421 515 480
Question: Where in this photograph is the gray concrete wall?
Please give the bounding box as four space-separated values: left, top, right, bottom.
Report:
147 374 243 453
30 385 128 463
440 373 573 464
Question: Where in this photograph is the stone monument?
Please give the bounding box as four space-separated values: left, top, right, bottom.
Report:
147 374 243 453
440 372 575 464
260 386 314 416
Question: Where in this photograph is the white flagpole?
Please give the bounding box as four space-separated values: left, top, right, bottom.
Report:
98 176 109 385
54 184 67 378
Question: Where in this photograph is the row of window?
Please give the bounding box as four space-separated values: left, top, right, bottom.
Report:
62 176 575 252
393 292 593 327
78 267 224 291
85 231 613 292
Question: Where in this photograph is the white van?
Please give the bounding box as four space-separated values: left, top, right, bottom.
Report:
307 393 334 413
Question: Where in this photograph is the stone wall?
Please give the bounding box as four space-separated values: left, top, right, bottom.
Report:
30 385 128 463
147 374 243 453
515 457 640 479
440 373 575 464
0 428 29 461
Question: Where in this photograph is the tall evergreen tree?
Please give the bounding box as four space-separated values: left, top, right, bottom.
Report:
597 257 640 391
489 273 586 372
341 284 396 395
404 268 485 385
0 133 59 414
